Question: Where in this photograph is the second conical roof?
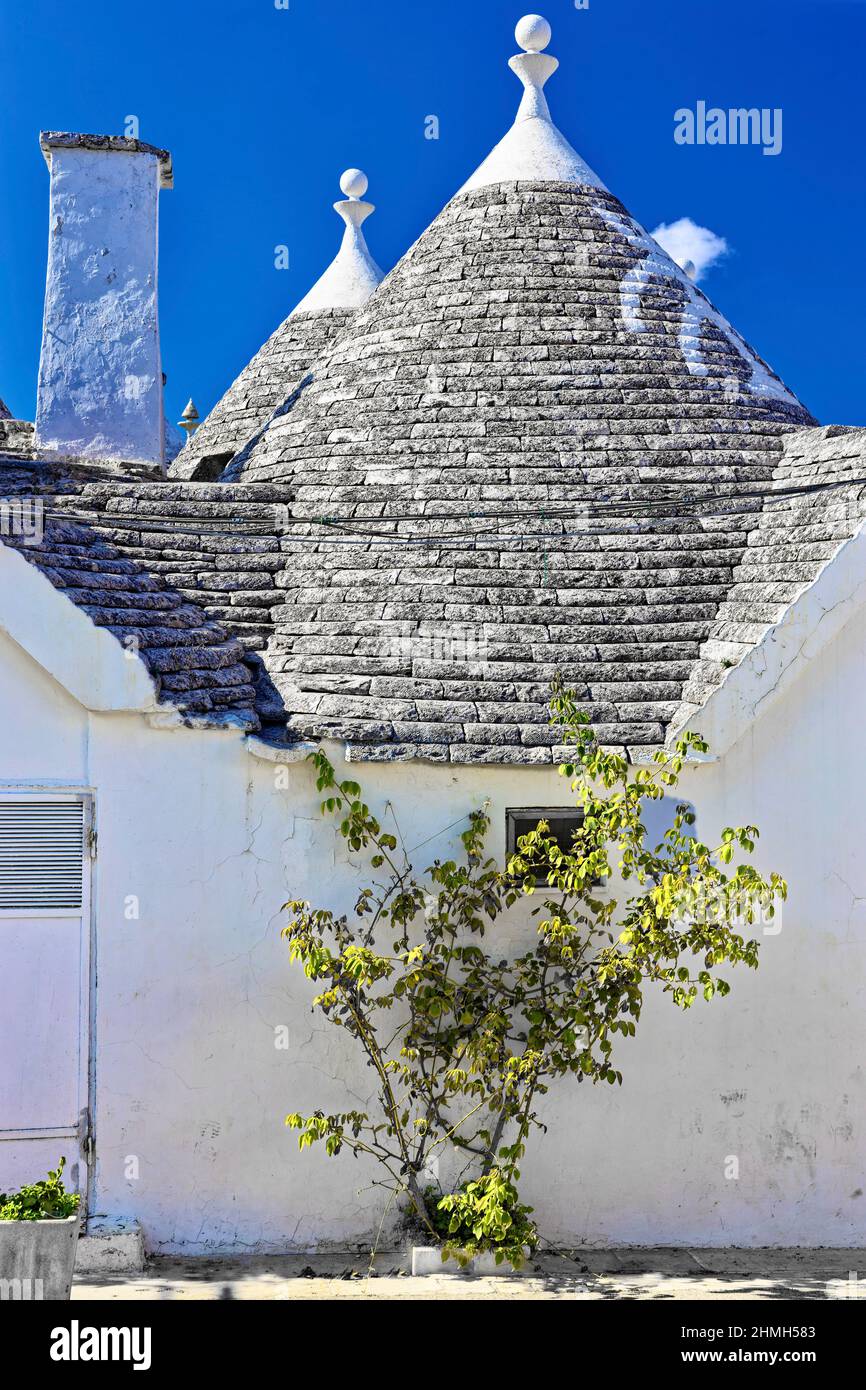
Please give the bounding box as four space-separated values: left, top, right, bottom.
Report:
171 170 384 480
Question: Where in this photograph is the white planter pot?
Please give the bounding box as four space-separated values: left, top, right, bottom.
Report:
411 1245 524 1276
75 1220 144 1274
0 1216 80 1300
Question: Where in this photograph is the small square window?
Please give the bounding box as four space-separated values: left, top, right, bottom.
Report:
505 807 585 886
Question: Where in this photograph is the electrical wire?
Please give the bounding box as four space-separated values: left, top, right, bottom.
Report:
18 461 861 558
29 462 866 549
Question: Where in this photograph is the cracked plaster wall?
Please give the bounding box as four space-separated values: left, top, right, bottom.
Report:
0 607 863 1251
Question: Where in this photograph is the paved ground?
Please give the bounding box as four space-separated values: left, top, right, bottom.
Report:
72 1248 866 1301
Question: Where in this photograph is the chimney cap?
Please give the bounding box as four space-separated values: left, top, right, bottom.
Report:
39 131 173 188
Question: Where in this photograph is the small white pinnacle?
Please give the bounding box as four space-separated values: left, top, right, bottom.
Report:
682 260 698 281
289 169 383 315
515 14 552 53
459 11 606 193
178 399 200 438
340 168 368 200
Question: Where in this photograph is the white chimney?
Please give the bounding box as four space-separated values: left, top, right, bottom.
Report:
34 132 173 469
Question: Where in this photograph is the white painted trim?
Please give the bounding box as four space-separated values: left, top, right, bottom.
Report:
0 1127 79 1141
677 522 866 758
0 783 93 797
0 541 158 713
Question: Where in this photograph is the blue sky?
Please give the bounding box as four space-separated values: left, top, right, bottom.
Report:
1 0 864 427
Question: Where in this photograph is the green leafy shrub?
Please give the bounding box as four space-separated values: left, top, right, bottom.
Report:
283 687 785 1267
0 1157 81 1221
430 1170 537 1268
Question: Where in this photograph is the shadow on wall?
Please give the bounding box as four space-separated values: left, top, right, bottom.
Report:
642 796 697 851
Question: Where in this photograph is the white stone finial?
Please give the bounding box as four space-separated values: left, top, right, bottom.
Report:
459 13 606 193
289 169 384 316
340 168 368 200
515 14 552 53
509 18 559 124
178 399 200 439
334 172 375 237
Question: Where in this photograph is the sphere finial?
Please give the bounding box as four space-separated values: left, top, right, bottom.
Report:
515 14 552 53
340 168 368 200
333 168 375 241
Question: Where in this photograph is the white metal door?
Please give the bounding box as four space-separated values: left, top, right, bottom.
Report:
0 794 92 1205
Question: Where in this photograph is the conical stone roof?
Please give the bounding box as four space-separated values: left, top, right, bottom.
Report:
171 170 383 481
208 17 822 760
239 21 809 492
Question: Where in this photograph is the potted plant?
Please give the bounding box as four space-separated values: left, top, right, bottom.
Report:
0 1158 82 1299
411 1172 538 1275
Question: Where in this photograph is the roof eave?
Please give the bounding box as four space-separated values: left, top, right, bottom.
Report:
669 517 866 761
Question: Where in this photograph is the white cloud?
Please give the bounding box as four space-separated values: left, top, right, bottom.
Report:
649 217 729 282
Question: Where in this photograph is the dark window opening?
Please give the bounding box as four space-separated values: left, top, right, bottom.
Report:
506 807 585 886
192 453 234 481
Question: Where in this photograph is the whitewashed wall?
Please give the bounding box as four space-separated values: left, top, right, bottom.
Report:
0 598 864 1252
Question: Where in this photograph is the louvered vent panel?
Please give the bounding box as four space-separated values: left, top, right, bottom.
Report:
0 801 85 911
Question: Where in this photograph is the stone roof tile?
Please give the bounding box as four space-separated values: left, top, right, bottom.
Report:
0 463 262 729
4 19 863 763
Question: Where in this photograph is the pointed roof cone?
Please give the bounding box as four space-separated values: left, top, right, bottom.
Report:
0 398 11 420
170 169 384 480
461 14 606 193
239 13 811 485
228 13 818 760
291 169 383 314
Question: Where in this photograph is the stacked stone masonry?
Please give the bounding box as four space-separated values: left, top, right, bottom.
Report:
4 182 865 757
